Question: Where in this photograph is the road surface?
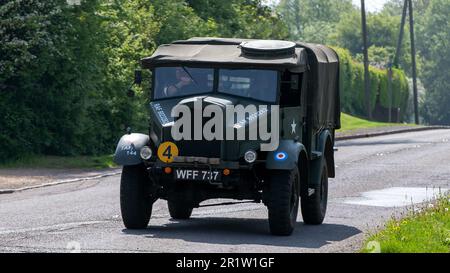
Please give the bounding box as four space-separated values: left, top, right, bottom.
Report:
0 130 449 253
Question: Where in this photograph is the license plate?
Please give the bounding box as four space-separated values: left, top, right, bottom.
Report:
174 169 221 182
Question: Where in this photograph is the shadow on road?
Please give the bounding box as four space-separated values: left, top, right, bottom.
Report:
122 217 361 249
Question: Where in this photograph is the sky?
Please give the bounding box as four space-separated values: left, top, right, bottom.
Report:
352 0 389 12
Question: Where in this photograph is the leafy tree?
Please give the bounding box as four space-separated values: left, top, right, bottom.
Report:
382 0 431 17
382 0 449 124
417 0 450 125
334 11 402 55
277 0 354 42
354 46 394 69
152 0 218 45
230 1 289 39
0 0 108 159
186 0 288 39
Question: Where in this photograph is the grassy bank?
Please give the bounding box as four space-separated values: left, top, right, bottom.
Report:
339 113 411 132
0 155 117 169
362 196 450 253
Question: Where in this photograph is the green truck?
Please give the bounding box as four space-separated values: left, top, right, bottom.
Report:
114 38 340 235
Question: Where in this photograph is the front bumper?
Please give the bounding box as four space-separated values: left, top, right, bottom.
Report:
143 158 261 186
143 158 265 204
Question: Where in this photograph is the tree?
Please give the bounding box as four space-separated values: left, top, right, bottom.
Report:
417 0 450 125
277 0 354 42
230 1 289 39
151 0 218 45
382 0 449 125
0 0 110 158
382 0 431 16
186 0 288 39
334 11 403 55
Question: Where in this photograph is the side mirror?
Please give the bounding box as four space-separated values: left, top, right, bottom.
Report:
126 69 141 98
134 70 142 85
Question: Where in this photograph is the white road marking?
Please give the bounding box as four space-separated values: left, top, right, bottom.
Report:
341 187 448 207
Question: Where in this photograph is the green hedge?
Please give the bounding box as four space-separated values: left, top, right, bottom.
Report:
333 47 409 118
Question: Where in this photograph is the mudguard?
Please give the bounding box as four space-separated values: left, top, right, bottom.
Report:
114 133 150 166
266 140 306 170
309 130 332 186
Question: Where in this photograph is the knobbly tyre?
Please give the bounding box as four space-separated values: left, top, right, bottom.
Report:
114 38 340 236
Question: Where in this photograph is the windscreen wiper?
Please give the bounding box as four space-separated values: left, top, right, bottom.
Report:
181 66 198 85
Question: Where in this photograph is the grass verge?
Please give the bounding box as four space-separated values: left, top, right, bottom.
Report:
339 113 412 132
0 154 117 169
362 196 450 253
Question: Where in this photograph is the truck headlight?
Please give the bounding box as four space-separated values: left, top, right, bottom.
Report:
244 150 257 164
140 146 152 160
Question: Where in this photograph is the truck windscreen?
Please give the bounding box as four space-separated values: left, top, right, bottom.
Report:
153 67 214 100
218 69 278 103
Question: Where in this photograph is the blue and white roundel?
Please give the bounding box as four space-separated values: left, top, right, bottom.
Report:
275 152 288 161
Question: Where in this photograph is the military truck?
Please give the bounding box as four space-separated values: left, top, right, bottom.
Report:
114 38 340 236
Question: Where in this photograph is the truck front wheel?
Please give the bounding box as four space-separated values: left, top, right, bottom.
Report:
301 159 328 225
120 164 153 229
267 167 300 236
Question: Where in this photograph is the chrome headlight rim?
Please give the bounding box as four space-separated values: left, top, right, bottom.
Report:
140 146 153 160
244 150 257 164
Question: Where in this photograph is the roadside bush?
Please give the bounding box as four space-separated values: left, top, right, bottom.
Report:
333 47 409 118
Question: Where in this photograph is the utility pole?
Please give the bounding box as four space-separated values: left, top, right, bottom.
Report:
361 0 372 119
408 0 420 124
392 0 419 124
390 0 408 123
387 61 393 122
393 0 408 67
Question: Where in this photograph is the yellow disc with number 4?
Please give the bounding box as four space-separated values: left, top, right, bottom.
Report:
157 142 179 163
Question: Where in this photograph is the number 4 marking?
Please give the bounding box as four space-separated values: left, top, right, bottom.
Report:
163 145 172 159
157 142 179 163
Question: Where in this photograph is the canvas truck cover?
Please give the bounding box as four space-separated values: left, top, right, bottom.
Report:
142 37 341 130
141 37 308 71
297 42 341 130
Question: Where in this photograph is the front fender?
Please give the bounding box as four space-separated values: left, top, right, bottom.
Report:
113 133 150 166
266 140 306 170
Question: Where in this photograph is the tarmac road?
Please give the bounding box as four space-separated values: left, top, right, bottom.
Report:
0 130 449 253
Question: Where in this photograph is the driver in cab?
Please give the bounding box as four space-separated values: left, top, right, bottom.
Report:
164 67 195 97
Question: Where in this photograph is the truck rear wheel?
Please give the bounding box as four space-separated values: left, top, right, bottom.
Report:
168 200 193 220
301 159 328 225
267 167 300 236
120 164 153 229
